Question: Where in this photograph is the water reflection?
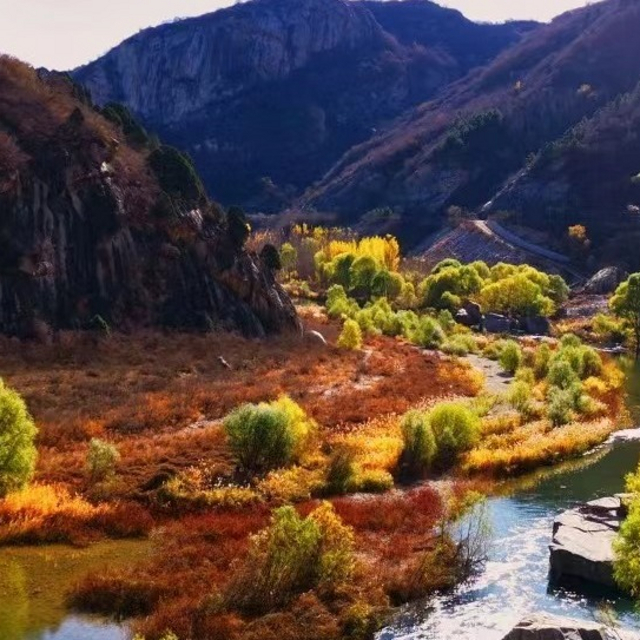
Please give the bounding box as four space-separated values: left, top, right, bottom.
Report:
0 540 150 640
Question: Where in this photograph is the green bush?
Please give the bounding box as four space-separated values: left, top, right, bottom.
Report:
0 380 37 497
411 316 445 349
547 358 580 390
148 145 204 204
509 381 534 419
86 438 120 483
499 340 522 375
428 402 480 469
533 343 552 379
442 334 477 356
224 398 312 474
400 410 437 477
338 319 363 350
547 387 574 427
227 503 355 613
615 467 640 596
325 447 356 495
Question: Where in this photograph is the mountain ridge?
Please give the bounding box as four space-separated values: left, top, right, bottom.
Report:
73 0 537 209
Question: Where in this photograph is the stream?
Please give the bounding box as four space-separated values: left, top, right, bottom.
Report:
380 358 640 639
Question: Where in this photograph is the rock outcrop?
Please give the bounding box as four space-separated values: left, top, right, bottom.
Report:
0 57 299 338
581 267 628 296
501 614 640 640
73 0 535 209
549 497 624 590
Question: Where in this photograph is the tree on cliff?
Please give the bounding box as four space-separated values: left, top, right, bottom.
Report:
610 273 640 358
0 380 37 496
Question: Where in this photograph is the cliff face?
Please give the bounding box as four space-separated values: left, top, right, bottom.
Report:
73 0 535 209
0 57 299 338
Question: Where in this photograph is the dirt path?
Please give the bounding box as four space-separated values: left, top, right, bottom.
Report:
465 353 514 395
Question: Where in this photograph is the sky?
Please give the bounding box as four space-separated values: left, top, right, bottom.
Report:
0 0 591 71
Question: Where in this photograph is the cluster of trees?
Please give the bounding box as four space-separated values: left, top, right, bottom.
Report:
420 259 568 317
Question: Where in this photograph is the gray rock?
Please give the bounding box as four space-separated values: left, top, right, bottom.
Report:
501 613 640 640
582 267 628 295
520 315 551 336
485 313 512 334
304 330 328 347
455 309 474 327
549 497 624 590
464 301 483 325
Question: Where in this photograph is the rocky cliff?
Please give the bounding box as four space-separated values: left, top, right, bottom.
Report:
73 0 536 209
0 57 299 338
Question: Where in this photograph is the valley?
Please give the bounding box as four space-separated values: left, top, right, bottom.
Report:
4 0 640 639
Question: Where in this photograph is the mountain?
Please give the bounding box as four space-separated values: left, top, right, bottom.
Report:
299 0 640 245
0 56 299 338
73 0 536 210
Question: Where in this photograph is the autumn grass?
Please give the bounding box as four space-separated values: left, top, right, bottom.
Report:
463 418 617 477
0 484 152 545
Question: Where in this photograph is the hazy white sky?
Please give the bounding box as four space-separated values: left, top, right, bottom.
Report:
0 0 591 70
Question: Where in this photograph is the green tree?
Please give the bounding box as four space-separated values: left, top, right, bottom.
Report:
338 319 363 350
279 242 298 276
0 380 37 497
611 273 640 358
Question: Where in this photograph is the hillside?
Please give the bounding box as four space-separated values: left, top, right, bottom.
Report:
73 0 536 210
300 0 640 264
0 56 299 338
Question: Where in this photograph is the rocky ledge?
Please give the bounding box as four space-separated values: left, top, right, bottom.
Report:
549 496 628 590
501 613 639 640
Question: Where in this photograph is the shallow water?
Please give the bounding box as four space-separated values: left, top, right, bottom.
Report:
380 359 640 639
0 539 151 640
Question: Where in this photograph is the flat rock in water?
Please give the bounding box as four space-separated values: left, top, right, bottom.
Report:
501 613 640 640
549 497 623 589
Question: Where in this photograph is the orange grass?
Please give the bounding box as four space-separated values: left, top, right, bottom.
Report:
0 484 152 545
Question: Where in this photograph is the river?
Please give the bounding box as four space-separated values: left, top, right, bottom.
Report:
380 358 640 639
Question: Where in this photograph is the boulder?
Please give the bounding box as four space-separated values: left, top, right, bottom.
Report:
549 497 624 590
501 613 640 640
304 330 328 347
455 309 474 327
582 267 628 295
485 313 512 334
520 315 551 336
464 301 483 326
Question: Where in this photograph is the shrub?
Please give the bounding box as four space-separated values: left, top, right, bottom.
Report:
499 340 522 375
442 334 477 356
0 380 37 497
428 403 480 468
437 309 456 333
509 381 534 419
226 503 355 613
86 438 120 483
593 313 627 344
400 410 437 477
349 256 378 295
338 319 363 350
148 145 204 204
325 447 356 495
351 469 394 493
533 343 552 379
547 359 580 390
260 244 282 271
411 316 445 349
548 387 574 427
515 367 535 385
223 398 313 474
